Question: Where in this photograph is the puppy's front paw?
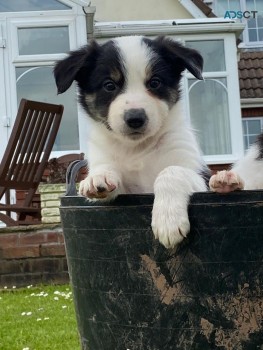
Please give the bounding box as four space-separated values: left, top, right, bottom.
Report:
209 170 244 193
79 171 120 201
151 201 190 249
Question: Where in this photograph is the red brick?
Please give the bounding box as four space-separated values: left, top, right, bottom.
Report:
27 258 61 273
0 260 23 275
16 190 26 200
16 190 40 201
61 257 68 271
40 243 66 257
57 233 65 243
0 269 69 288
0 234 19 248
0 273 46 289
19 232 46 246
41 272 69 285
0 246 40 259
46 232 64 243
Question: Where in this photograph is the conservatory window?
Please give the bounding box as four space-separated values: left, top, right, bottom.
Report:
188 78 231 155
18 26 70 55
0 0 71 12
10 16 81 154
186 40 233 157
16 66 79 152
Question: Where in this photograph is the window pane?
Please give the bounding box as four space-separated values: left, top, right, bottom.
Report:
246 0 255 11
243 135 249 150
16 66 79 152
248 28 258 41
246 0 263 12
242 120 247 134
18 27 70 55
258 15 263 27
247 119 261 134
188 78 231 155
212 0 240 17
242 118 263 150
0 0 70 12
256 0 263 12
186 40 225 72
249 135 258 145
248 18 257 28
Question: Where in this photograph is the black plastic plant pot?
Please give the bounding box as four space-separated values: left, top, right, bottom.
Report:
60 163 263 350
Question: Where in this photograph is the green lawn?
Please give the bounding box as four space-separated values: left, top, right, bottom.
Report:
0 284 80 350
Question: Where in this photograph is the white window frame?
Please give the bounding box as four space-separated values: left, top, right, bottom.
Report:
242 116 263 149
239 0 263 48
183 33 244 165
2 9 88 159
10 17 76 62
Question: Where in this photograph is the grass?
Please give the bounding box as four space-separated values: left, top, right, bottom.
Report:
0 284 80 350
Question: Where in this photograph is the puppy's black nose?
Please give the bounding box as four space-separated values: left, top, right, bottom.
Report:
124 108 147 129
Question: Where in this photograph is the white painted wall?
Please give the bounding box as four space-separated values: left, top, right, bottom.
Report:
90 0 193 22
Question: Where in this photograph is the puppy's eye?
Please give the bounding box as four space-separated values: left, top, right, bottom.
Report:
103 80 116 92
148 77 162 90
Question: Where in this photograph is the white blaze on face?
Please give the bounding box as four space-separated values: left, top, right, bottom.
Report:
107 36 169 142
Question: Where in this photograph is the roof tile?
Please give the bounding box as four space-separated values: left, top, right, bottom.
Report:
238 51 263 98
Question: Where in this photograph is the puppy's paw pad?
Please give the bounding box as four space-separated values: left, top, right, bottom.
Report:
209 170 244 193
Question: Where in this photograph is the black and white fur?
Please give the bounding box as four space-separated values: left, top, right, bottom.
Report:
209 133 263 193
54 36 210 248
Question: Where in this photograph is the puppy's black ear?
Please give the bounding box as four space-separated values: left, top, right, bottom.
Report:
54 41 100 94
154 37 203 80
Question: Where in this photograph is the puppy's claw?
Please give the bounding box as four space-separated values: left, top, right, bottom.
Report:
152 204 190 249
79 172 119 201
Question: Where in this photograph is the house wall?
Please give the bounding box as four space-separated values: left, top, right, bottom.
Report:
242 107 263 117
0 225 68 288
91 0 192 22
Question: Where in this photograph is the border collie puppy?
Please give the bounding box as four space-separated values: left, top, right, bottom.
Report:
209 133 263 193
54 36 210 249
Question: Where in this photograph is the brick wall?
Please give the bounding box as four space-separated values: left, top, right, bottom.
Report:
0 224 69 288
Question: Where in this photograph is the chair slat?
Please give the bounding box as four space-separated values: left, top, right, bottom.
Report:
27 112 54 183
4 106 34 182
13 109 43 183
20 110 52 183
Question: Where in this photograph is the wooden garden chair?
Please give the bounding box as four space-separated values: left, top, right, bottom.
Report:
0 99 64 226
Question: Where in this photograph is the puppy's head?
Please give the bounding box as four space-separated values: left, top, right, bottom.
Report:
54 36 203 142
